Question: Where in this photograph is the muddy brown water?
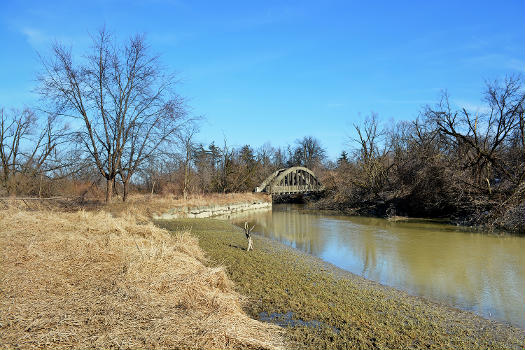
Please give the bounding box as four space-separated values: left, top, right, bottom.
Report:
229 204 525 328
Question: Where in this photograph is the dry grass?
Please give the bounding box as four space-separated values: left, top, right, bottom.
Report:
106 193 271 219
0 208 283 349
0 192 270 219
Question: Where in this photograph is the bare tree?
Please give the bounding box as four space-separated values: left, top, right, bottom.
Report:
351 113 389 195
0 108 66 195
272 147 288 168
39 28 189 202
212 137 234 193
177 124 198 199
0 108 32 193
425 75 525 194
295 136 326 169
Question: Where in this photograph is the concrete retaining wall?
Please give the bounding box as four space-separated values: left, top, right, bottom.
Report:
153 201 272 220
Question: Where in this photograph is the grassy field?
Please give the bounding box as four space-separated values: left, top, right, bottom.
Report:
157 218 525 350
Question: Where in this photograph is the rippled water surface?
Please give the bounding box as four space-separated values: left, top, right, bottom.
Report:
229 204 525 328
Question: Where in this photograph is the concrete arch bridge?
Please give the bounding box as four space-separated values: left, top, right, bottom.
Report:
255 166 323 195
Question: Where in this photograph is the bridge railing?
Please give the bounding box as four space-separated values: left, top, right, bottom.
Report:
269 185 323 194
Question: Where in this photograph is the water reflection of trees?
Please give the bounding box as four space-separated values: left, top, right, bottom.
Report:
267 210 326 255
232 208 525 328
233 207 326 255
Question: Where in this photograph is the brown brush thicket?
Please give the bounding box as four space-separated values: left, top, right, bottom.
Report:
0 107 70 197
318 76 525 233
0 208 283 349
0 131 325 201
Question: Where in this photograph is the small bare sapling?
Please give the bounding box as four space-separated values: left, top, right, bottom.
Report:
244 222 255 251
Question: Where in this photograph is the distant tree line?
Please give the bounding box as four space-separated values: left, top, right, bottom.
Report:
138 135 326 196
0 28 523 233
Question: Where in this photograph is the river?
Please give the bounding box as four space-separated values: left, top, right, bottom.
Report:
228 204 525 328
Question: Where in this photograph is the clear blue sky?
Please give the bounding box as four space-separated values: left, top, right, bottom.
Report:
1 0 523 159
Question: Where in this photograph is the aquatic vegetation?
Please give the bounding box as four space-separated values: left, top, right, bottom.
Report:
158 218 525 350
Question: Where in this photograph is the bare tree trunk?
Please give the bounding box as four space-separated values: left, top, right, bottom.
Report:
243 222 255 251
113 177 119 196
38 173 43 198
106 178 113 203
183 159 189 200
179 126 197 200
122 180 129 202
2 171 10 195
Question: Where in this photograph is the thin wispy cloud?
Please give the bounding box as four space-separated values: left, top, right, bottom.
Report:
463 53 524 72
505 58 525 72
186 50 288 78
224 5 304 31
453 99 490 114
18 25 94 53
20 27 51 47
377 99 433 105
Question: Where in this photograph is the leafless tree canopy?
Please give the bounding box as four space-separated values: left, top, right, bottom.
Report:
0 108 67 195
295 136 326 170
177 123 199 199
319 75 525 233
39 29 189 201
425 76 524 190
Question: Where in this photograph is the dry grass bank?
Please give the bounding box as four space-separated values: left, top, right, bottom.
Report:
0 208 283 349
0 192 270 219
106 193 270 219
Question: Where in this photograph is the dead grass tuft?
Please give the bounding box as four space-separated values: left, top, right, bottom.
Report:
0 209 283 349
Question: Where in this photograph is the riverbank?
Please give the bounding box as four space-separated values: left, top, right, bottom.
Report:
0 208 283 349
157 218 525 350
308 186 525 235
152 200 271 220
0 192 270 218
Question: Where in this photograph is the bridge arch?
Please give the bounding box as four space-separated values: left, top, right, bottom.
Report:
255 166 323 194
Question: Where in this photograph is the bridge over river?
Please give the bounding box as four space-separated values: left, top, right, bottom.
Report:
255 166 323 195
